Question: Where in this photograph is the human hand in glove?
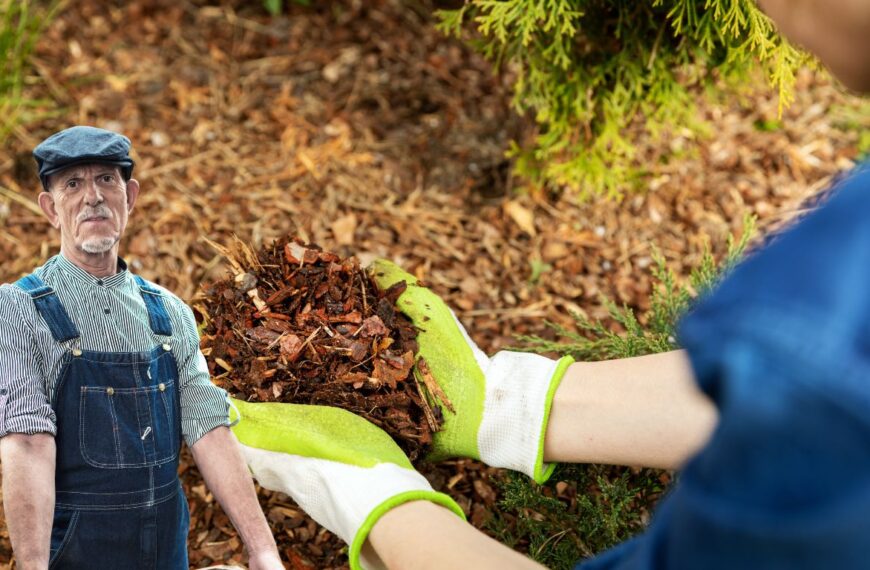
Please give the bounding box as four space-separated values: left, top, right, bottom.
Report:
368 260 574 484
229 398 465 570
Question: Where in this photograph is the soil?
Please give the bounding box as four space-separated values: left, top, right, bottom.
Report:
0 0 865 568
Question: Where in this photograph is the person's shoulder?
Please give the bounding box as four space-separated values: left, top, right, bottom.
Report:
0 283 36 326
0 264 47 302
0 259 57 324
0 282 29 303
128 274 192 315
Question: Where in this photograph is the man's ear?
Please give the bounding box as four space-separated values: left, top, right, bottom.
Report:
126 178 140 213
37 191 60 229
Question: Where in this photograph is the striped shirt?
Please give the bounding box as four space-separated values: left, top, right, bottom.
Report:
0 253 229 446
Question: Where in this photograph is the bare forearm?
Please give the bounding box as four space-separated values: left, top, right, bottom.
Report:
191 426 279 563
0 433 56 569
544 349 717 469
367 501 544 570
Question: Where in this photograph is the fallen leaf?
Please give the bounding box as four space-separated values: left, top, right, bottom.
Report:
503 200 536 236
331 213 358 245
473 479 497 506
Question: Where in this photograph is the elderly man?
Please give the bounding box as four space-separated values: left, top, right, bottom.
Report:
0 127 282 569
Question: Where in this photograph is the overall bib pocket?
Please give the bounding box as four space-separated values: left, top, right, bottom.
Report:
79 378 179 469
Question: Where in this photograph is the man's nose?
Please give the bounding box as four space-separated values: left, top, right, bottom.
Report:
83 179 104 205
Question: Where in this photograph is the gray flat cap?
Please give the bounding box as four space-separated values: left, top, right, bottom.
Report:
33 126 135 190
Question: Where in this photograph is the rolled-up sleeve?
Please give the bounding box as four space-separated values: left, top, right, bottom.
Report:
174 300 230 447
0 287 56 437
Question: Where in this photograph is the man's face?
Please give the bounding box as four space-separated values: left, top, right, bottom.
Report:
37 164 140 256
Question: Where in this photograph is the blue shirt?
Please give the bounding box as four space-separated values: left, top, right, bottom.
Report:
581 163 870 569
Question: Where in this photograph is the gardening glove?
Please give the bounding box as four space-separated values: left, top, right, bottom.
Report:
368 259 574 484
229 398 465 570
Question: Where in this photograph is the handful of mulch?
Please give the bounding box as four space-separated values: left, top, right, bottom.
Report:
197 236 448 461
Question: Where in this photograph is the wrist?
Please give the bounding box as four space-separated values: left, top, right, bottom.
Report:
243 535 279 560
366 501 459 568
351 490 465 570
247 548 283 569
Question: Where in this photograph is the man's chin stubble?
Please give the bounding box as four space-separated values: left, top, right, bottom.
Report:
80 237 118 254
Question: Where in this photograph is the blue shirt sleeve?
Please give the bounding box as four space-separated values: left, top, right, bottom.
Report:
577 163 870 570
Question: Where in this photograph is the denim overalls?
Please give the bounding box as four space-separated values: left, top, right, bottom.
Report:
15 273 189 569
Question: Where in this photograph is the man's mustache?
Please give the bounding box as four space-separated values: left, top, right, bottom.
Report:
77 206 113 223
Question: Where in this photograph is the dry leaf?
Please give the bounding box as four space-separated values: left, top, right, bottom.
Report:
331 213 358 245
503 200 536 236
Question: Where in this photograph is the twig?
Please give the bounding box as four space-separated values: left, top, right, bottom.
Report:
0 185 43 215
414 371 440 433
415 358 455 414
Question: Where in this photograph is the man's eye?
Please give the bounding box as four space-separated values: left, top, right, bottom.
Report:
101 175 114 183
66 180 78 189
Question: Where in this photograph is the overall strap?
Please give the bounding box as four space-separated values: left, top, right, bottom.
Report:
133 275 173 336
13 274 80 343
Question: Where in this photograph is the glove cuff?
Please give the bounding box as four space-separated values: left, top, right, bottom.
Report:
350 491 466 570
478 353 574 483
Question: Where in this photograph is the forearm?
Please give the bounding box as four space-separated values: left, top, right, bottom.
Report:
190 426 279 562
366 501 544 570
0 433 56 569
544 349 717 469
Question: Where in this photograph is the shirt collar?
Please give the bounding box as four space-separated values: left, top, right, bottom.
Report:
56 252 130 288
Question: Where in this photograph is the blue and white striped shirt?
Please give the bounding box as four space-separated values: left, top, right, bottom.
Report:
0 254 229 446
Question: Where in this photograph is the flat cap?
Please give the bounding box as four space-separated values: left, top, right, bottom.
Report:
33 126 135 190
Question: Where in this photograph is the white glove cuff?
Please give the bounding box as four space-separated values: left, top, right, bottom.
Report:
241 446 464 570
477 352 574 483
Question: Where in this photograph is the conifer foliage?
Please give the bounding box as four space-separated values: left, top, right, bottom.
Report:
437 1 811 198
497 219 754 568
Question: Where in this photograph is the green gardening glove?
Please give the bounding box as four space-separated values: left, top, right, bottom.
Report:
369 260 574 484
230 398 465 570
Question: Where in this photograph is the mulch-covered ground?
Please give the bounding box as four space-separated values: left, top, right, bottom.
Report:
0 0 866 568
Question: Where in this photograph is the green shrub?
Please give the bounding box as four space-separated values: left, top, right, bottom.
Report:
492 217 754 568
832 101 870 161
437 1 812 199
0 0 60 144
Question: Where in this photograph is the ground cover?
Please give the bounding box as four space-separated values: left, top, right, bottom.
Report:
0 0 865 568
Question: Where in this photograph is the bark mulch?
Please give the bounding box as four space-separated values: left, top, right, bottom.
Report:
0 0 866 568
201 236 443 461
